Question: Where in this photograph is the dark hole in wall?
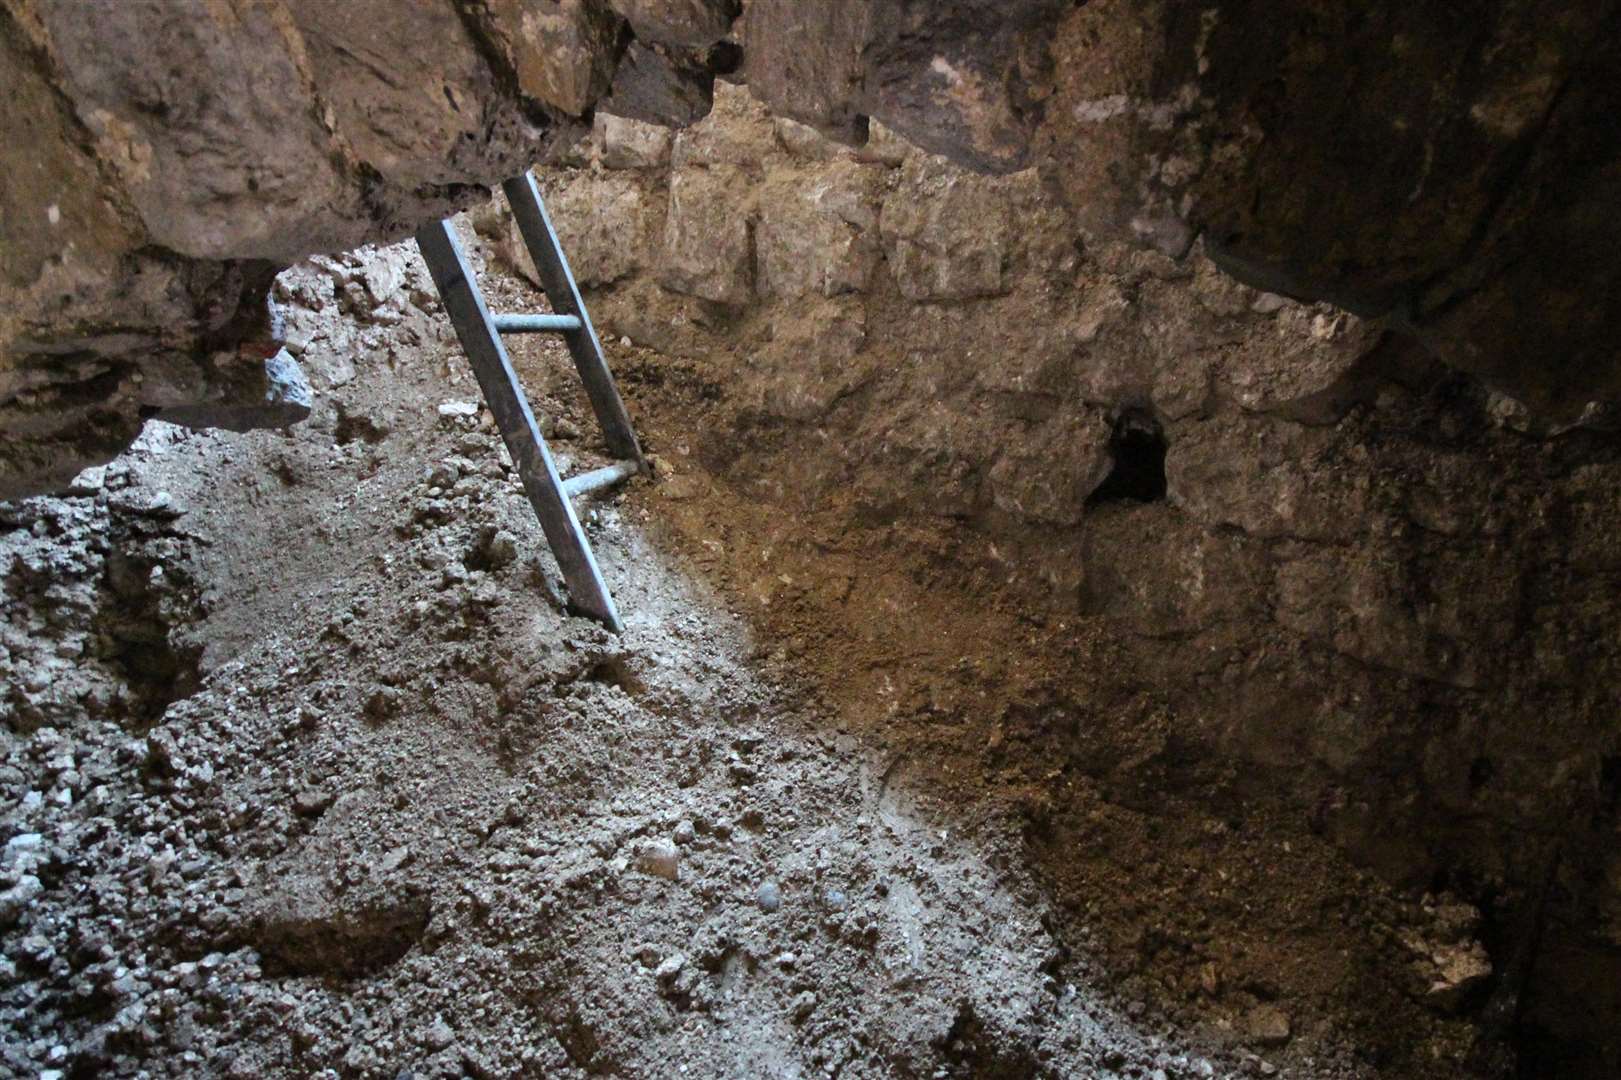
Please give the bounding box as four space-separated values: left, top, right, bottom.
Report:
1087 409 1168 505
1599 755 1621 818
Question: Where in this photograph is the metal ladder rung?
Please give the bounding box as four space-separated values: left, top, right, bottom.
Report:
562 459 640 499
493 313 582 334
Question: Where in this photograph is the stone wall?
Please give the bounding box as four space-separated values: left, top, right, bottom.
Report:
742 0 1621 422
1 426 207 733
521 84 1621 1047
4 0 1618 499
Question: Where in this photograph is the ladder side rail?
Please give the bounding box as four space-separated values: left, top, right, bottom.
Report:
501 173 644 465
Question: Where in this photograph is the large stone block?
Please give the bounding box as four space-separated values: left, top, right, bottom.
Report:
773 117 856 163
38 0 356 261
599 41 714 127
1041 1 1621 419
1213 272 1385 423
988 410 1113 526
744 0 1066 171
1082 507 1269 638
756 163 881 299
1273 542 1521 688
609 0 740 48
1563 464 1621 574
880 157 1012 302
598 113 674 170
476 0 622 116
1166 417 1369 543
657 168 753 305
535 174 661 287
745 300 870 422
741 0 873 145
670 82 778 169
1396 450 1514 539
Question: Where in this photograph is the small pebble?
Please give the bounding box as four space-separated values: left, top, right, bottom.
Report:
423 1017 454 1051
484 530 518 568
638 839 680 881
790 990 817 1024
292 789 333 818
757 881 782 912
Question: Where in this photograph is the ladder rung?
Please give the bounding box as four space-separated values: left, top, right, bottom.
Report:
562 459 640 499
492 313 582 334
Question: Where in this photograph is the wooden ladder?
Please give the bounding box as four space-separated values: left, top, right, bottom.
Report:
415 173 644 633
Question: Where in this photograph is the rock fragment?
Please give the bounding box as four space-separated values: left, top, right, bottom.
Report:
1241 1004 1292 1047
422 1017 455 1052
483 530 519 570
654 952 686 987
790 990 817 1024
1422 940 1493 1012
598 113 675 169
637 839 680 881
292 789 333 818
0 875 43 928
364 688 401 723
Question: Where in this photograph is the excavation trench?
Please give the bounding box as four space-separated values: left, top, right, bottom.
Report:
0 232 1561 1080
4 88 1621 1080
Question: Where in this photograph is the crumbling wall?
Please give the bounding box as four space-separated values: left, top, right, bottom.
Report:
521 85 1621 1051
742 0 1621 422
1 427 206 733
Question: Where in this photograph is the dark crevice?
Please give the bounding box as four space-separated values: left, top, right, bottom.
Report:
96 551 203 727
1087 409 1168 506
937 1001 1044 1079
250 895 433 979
